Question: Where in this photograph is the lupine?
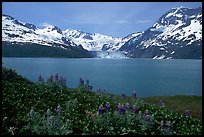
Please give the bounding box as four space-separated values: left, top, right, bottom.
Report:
144 114 151 121
56 105 61 116
47 116 55 126
54 73 59 81
98 105 104 115
144 109 149 115
86 80 89 87
118 103 125 114
48 74 53 83
121 92 126 99
125 103 130 110
97 89 101 93
79 78 84 86
160 99 165 108
38 75 43 82
105 102 110 111
132 105 137 113
161 120 171 130
165 121 171 129
132 90 137 99
59 76 66 86
183 109 191 116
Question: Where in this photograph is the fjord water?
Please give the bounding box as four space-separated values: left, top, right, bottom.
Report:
2 58 202 98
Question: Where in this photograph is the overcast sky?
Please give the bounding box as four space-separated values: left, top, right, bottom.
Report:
2 2 202 37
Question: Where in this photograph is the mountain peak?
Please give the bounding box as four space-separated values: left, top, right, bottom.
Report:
2 14 15 20
44 25 62 34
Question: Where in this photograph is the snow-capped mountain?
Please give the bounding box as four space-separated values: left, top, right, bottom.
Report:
120 6 202 59
2 6 202 59
2 14 134 52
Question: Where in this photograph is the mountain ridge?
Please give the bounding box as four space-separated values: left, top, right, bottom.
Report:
2 6 202 59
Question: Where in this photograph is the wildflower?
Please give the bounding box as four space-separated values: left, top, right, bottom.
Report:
144 110 149 115
132 90 137 99
105 102 110 111
46 108 51 117
166 121 171 129
48 74 53 83
183 109 190 116
54 73 59 81
29 107 35 119
38 75 43 82
132 105 137 113
56 105 62 116
144 114 151 121
86 80 89 86
160 99 165 108
121 92 126 99
161 121 171 130
47 116 55 126
98 105 104 115
125 103 130 110
59 76 66 86
79 78 84 86
118 103 125 114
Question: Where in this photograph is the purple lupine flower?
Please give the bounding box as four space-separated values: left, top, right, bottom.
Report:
132 90 137 99
59 76 63 85
160 99 165 108
132 105 137 113
105 102 110 111
125 103 130 110
97 89 101 93
98 105 104 115
54 73 59 81
118 103 125 114
56 105 61 116
59 76 66 86
86 80 89 86
145 110 149 115
121 92 126 99
47 116 54 126
48 74 53 83
144 114 151 121
161 121 171 130
38 75 43 82
165 121 171 129
183 109 191 116
79 78 84 86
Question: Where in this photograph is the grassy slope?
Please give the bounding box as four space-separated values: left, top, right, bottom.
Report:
2 67 202 135
143 96 202 119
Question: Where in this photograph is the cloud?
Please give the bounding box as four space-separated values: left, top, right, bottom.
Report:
113 20 130 24
41 22 52 27
134 20 153 24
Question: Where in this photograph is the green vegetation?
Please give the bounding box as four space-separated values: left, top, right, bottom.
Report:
2 41 93 58
143 96 202 119
2 67 202 135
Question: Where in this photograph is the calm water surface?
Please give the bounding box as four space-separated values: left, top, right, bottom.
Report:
2 58 202 97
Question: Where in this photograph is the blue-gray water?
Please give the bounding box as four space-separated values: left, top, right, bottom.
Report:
2 58 202 98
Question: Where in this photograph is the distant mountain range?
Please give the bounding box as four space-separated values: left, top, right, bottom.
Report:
2 6 202 59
